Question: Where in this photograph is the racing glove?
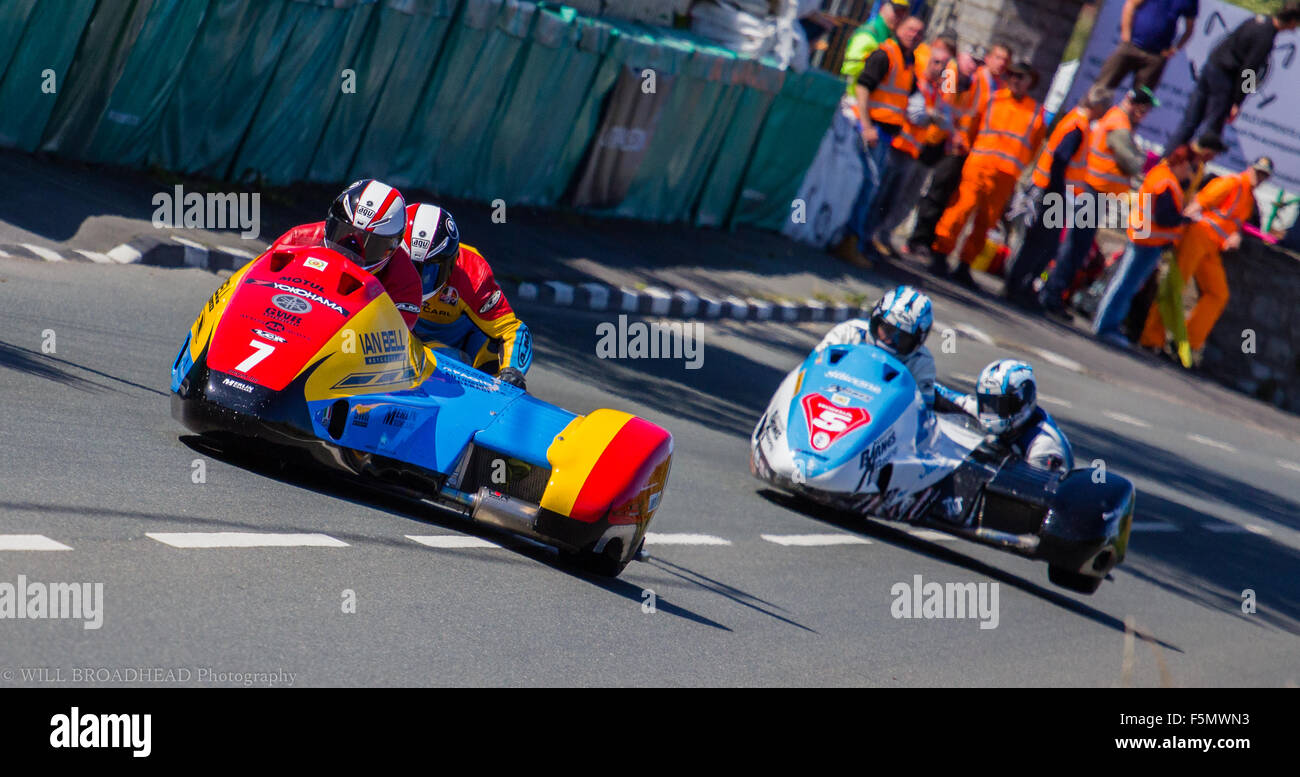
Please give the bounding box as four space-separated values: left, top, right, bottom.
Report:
497 367 527 391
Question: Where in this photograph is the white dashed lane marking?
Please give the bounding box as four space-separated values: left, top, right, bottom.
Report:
1103 411 1151 428
761 533 871 546
1187 434 1235 452
1277 459 1300 473
145 532 349 548
954 323 994 345
1038 394 1073 408
1032 348 1085 373
644 533 732 546
904 529 958 541
1130 521 1179 532
0 535 73 551
407 535 502 549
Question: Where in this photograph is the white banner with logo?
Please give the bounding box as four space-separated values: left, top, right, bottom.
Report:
1062 0 1300 192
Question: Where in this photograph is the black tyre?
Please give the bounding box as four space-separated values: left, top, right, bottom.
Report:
564 538 628 577
1048 564 1104 594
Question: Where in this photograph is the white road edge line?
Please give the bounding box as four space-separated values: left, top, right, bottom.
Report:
1103 411 1151 428
145 532 349 548
1187 434 1235 452
760 533 871 546
406 535 502 549
644 532 732 546
0 535 73 551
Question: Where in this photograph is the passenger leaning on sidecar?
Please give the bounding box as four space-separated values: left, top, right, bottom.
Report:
935 359 1074 471
402 202 531 391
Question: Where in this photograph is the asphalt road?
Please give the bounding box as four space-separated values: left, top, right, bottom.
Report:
1 255 1297 687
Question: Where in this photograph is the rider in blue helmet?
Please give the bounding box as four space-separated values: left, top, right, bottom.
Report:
815 285 937 406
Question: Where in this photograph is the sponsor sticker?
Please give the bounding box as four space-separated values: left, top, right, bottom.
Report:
221 377 255 393
826 370 881 392
252 328 286 343
801 393 871 452
478 289 502 314
304 257 328 271
272 294 312 315
249 279 349 316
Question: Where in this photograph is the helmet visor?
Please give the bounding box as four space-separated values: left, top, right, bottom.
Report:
872 316 920 355
324 218 397 271
418 257 454 298
977 392 1026 418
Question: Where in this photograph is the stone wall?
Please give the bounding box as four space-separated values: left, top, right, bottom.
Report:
926 0 1086 102
1201 238 1300 414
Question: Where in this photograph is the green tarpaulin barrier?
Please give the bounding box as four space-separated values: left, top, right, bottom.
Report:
731 67 842 231
693 58 784 228
348 0 458 184
390 0 540 196
0 0 98 151
78 0 212 167
614 39 743 223
309 0 435 183
38 0 156 159
151 0 299 177
470 7 613 205
0 0 839 239
230 1 377 184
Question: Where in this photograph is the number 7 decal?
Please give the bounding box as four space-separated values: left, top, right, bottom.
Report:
235 339 275 373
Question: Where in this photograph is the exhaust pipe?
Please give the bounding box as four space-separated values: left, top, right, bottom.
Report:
471 487 541 536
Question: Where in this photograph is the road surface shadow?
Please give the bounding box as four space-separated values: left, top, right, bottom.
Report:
756 488 1182 652
1063 422 1300 635
177 435 734 631
0 340 166 395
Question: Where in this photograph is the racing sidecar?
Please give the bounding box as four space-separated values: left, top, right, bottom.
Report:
751 342 1134 594
170 245 672 576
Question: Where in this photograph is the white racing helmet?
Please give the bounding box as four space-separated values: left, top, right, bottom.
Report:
869 285 933 357
975 359 1037 435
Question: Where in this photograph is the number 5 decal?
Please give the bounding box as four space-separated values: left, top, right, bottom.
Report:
235 339 275 373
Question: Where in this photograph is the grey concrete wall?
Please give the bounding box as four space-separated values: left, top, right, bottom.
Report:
1201 239 1300 414
926 0 1087 102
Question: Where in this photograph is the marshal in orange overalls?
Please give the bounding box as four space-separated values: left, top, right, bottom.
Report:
932 87 1045 266
1139 170 1254 351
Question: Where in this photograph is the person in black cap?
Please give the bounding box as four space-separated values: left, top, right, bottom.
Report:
1166 1 1300 150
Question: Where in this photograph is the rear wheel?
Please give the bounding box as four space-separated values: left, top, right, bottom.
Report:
564 538 629 577
1048 564 1104 594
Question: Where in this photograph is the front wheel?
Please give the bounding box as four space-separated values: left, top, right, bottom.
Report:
1048 564 1104 594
